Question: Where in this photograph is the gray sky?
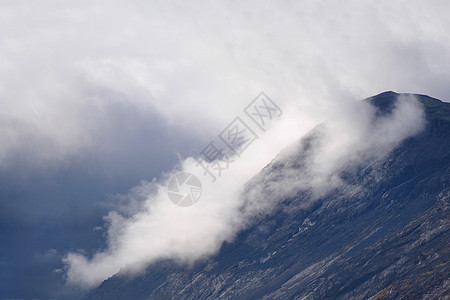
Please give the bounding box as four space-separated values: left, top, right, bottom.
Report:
0 0 449 298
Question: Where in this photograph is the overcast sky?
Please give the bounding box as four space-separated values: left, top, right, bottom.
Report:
1 0 449 299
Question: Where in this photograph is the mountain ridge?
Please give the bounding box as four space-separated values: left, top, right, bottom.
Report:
85 91 449 300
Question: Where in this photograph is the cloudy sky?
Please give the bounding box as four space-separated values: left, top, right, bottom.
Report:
1 0 449 298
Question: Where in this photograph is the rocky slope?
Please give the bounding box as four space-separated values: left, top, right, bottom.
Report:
86 91 450 300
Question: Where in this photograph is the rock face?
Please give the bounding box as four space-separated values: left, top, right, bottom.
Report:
86 92 450 300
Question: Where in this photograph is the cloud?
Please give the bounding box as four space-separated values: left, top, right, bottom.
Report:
63 94 426 288
0 0 446 294
63 100 310 288
0 0 449 171
242 95 426 216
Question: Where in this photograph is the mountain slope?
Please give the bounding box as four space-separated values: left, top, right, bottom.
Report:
86 92 450 300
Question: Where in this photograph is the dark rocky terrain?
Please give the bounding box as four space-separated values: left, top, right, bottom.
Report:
86 91 450 300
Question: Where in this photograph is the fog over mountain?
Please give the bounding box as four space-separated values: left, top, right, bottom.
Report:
0 1 449 299
64 93 426 288
86 92 450 299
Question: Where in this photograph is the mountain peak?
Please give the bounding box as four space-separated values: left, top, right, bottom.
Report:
365 91 448 120
365 91 401 116
375 90 398 97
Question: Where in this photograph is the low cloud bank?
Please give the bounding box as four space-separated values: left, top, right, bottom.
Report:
64 94 425 288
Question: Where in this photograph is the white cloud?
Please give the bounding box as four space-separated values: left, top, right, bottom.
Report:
0 0 449 169
63 95 425 288
0 0 445 289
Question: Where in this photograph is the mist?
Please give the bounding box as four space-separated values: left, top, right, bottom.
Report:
0 0 448 297
64 94 426 288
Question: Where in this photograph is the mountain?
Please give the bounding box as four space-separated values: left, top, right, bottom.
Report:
85 92 450 300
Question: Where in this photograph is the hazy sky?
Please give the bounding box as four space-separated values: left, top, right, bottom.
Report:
0 0 449 298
